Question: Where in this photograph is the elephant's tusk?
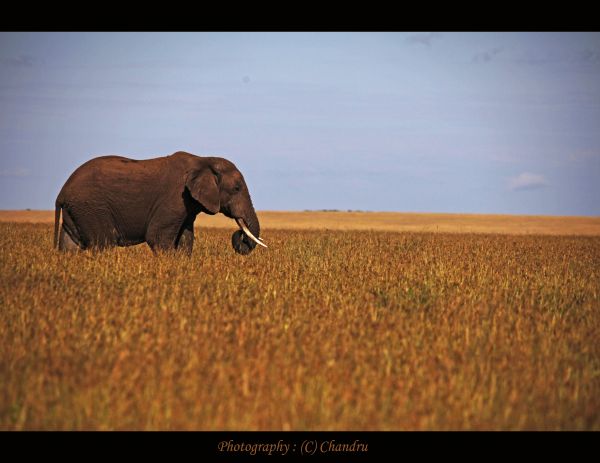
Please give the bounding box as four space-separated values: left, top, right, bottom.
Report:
236 218 267 248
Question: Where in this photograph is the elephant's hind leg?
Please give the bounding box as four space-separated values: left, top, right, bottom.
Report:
58 224 83 252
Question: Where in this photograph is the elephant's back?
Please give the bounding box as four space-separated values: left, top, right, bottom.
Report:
57 155 170 203
70 155 167 176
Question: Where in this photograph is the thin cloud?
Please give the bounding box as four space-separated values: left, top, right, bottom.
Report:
0 168 31 177
509 172 549 191
515 48 600 66
2 55 36 67
578 48 600 63
472 48 503 63
405 32 442 47
568 150 600 162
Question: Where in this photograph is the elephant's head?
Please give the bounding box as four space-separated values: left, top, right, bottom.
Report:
185 157 266 255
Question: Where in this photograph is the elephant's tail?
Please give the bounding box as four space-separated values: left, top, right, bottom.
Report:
53 202 62 249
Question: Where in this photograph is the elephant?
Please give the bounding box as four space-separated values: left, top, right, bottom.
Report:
53 151 266 256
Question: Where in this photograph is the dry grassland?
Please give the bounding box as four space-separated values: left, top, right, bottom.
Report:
2 209 600 236
0 213 599 430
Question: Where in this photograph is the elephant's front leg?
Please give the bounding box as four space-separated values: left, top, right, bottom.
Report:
146 220 194 256
176 222 194 256
146 225 179 255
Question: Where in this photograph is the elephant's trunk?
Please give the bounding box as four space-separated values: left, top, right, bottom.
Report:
236 218 266 248
231 208 264 255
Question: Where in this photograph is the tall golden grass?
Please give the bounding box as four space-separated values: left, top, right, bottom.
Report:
1 222 599 430
3 210 600 235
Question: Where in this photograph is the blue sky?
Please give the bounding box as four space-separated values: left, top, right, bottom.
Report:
1 32 599 215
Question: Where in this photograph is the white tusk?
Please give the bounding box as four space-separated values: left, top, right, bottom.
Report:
236 218 267 248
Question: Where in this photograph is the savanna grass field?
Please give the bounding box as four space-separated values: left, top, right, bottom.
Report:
1 210 599 430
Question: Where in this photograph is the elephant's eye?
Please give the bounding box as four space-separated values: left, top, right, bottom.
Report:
233 184 241 193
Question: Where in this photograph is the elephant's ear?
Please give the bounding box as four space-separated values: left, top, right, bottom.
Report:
185 169 220 214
